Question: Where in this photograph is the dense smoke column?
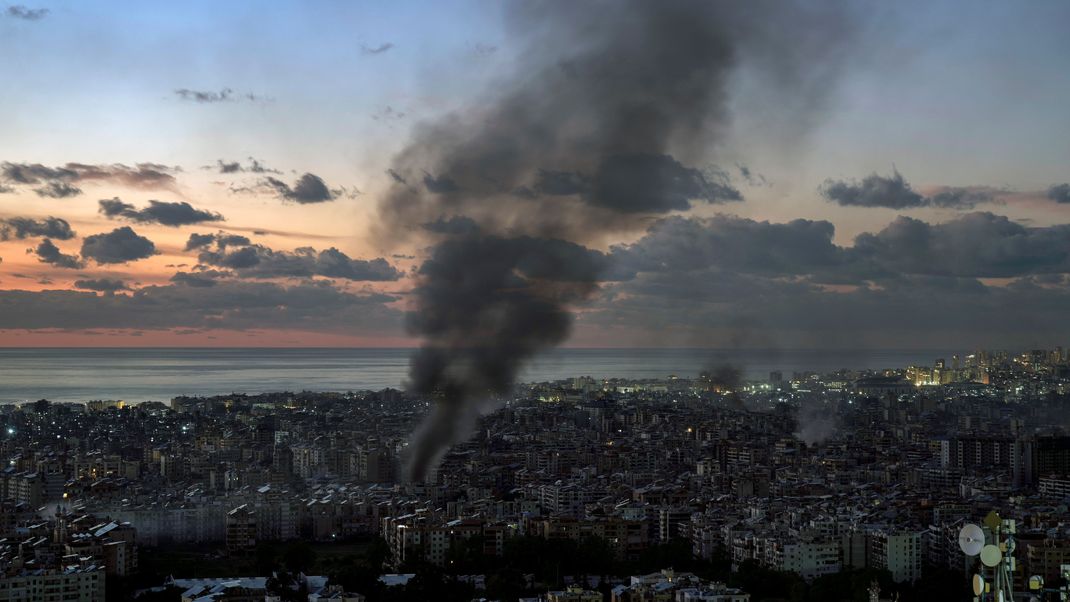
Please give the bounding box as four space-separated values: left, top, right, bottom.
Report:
380 1 857 481
404 236 604 480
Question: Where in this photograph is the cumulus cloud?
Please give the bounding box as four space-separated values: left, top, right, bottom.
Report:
184 232 250 251
0 216 75 240
820 169 1002 210
852 212 1070 278
80 227 157 264
262 173 350 203
98 198 223 226
170 270 228 287
1048 183 1070 204
577 210 1070 347
32 239 85 269
6 5 48 20
73 278 129 293
611 215 847 278
610 212 1070 285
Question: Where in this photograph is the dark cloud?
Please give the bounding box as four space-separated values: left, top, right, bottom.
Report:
821 169 1001 210
820 169 923 209
6 5 48 20
612 212 1070 283
170 271 226 287
737 163 768 187
184 232 250 251
1047 183 1070 204
33 239 85 269
62 162 179 189
0 216 75 240
80 226 157 264
73 278 129 293
196 240 401 281
206 158 280 174
184 233 217 251
99 198 223 226
263 173 337 203
610 215 848 278
585 269 1070 350
852 212 1070 278
1 162 76 184
35 181 82 198
1 161 179 194
361 43 394 55
570 211 1070 349
0 280 402 334
174 89 269 103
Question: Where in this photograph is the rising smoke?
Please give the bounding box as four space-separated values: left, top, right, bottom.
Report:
378 1 859 481
794 401 839 446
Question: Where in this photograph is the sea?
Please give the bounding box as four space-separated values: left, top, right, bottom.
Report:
0 347 963 405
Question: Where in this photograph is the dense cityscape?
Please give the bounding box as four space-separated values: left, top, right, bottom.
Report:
2 348 1069 601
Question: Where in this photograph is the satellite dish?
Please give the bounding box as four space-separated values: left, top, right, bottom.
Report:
1029 575 1044 590
981 544 1003 567
959 524 985 556
972 574 985 596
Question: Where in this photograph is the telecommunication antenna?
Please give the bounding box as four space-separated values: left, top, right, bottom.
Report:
960 512 1016 602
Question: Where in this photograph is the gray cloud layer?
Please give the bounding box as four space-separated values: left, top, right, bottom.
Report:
0 281 401 335
586 211 1070 347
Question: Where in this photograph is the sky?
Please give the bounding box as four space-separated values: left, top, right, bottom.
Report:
1 0 1069 349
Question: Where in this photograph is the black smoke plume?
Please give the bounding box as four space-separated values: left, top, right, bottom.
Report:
380 0 857 481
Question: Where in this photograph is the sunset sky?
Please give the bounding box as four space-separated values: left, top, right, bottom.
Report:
2 0 1070 348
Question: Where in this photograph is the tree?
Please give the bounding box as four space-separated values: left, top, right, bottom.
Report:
283 541 317 574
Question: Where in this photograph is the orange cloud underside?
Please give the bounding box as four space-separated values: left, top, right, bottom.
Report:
0 329 416 347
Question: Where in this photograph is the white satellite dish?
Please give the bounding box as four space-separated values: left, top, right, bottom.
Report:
959 523 985 556
981 544 1003 567
973 574 985 596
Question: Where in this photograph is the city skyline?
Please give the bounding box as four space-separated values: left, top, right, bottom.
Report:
3 0 1070 348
